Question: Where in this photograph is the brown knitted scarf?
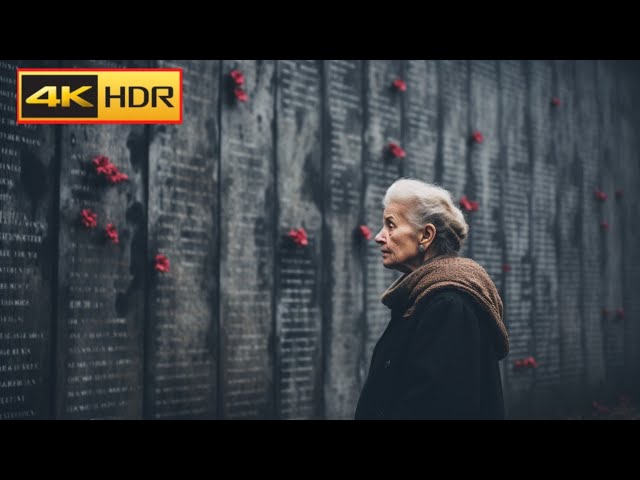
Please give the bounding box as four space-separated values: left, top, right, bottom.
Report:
381 254 509 359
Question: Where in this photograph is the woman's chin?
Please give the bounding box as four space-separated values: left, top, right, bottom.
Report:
381 259 396 270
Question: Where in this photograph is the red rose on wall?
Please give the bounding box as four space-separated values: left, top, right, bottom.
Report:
92 155 128 184
93 155 112 175
388 142 406 159
107 171 129 184
288 228 308 247
472 131 484 144
155 254 170 273
80 209 97 229
234 87 248 103
230 69 245 86
594 189 608 201
359 225 372 240
514 356 538 370
551 97 561 107
459 195 479 212
392 79 407 92
105 224 119 244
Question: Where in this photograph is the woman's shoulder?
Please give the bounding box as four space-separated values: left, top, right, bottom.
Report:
422 287 475 305
414 287 483 319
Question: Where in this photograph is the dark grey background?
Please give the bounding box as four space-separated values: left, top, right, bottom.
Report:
1 60 639 419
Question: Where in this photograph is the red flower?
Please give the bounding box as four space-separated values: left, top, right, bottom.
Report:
155 254 170 273
288 228 308 247
472 131 484 144
594 189 608 201
460 195 472 211
600 221 609 231
92 155 128 184
502 263 511 273
459 195 479 212
615 188 624 199
105 223 119 244
388 142 406 159
551 97 561 107
80 209 97 229
234 87 248 103
515 356 538 370
107 171 129 184
616 308 625 319
359 225 372 240
230 69 245 86
92 155 112 175
392 78 407 92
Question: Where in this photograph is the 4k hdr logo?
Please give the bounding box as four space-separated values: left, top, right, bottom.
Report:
17 68 182 124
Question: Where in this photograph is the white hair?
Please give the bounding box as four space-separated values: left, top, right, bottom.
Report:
383 178 469 254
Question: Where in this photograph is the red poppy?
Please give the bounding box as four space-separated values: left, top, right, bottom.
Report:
600 221 609 231
388 142 406 159
502 263 511 273
459 195 472 211
359 225 372 240
392 78 407 92
93 155 112 175
551 97 561 107
515 356 538 370
80 209 97 229
594 189 608 201
105 223 119 244
107 171 129 184
459 195 479 212
230 69 245 86
93 155 128 184
288 228 308 247
155 254 170 273
234 87 248 103
472 131 484 144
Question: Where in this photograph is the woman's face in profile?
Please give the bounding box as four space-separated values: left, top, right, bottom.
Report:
374 201 421 274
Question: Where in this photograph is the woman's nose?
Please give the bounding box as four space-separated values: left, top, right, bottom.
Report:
375 228 385 244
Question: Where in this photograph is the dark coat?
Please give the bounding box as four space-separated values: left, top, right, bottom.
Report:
354 288 505 420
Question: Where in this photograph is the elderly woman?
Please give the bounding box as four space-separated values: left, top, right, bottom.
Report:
355 178 509 420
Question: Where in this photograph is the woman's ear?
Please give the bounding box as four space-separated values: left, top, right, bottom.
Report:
420 223 436 249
